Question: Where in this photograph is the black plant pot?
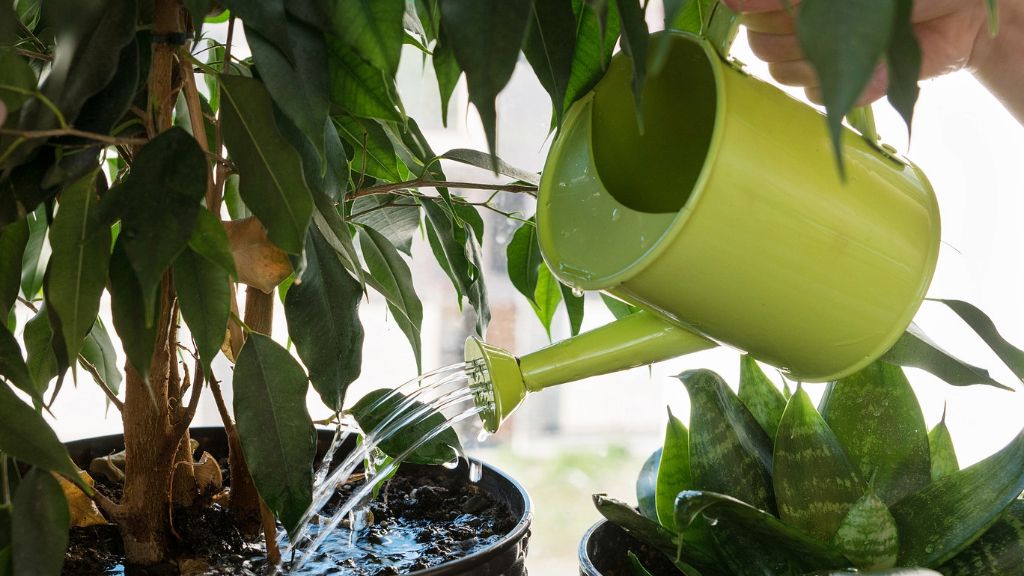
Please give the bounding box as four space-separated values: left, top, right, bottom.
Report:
65 427 532 576
578 519 679 576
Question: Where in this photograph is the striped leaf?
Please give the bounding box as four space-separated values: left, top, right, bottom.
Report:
737 355 786 441
928 408 959 481
655 408 691 531
774 387 865 542
832 488 898 571
820 361 930 505
891 424 1024 566
636 448 661 523
938 500 1024 575
681 369 775 514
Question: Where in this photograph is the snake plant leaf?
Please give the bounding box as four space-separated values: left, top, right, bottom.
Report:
358 225 422 373
233 332 316 537
636 448 661 522
928 408 959 481
350 389 463 465
656 408 692 532
890 423 1024 567
522 0 577 128
737 355 786 441
882 323 1010 389
937 500 1024 576
172 246 230 373
613 0 648 127
563 0 620 116
885 0 921 132
220 75 314 255
0 383 86 492
439 0 532 159
832 488 898 571
796 0 895 175
594 494 715 575
284 227 363 412
775 387 865 542
680 369 775 514
674 491 849 573
933 299 1024 382
11 468 69 576
819 361 930 506
20 206 48 301
0 220 28 318
45 172 109 366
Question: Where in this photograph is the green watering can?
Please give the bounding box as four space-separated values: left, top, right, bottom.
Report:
466 4 941 433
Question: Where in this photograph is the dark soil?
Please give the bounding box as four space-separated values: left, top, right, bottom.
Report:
63 465 515 575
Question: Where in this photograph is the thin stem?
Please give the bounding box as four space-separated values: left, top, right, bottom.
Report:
210 14 236 215
78 356 125 412
14 48 51 61
16 20 47 52
16 296 39 313
179 52 217 208
352 178 538 199
208 376 236 437
0 127 146 147
174 358 205 438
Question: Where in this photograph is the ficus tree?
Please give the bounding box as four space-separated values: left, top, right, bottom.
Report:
0 0 1000 572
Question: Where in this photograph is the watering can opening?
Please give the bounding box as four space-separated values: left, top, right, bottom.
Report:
591 35 717 215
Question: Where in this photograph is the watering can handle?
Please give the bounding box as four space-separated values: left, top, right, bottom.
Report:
705 2 879 142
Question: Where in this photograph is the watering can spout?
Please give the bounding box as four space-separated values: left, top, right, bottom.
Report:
466 310 716 432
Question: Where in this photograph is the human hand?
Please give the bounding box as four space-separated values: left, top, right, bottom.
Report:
721 0 990 105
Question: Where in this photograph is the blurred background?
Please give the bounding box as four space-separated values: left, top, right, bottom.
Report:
38 5 1024 575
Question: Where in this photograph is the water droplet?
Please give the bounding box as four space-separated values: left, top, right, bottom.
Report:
477 429 491 443
610 208 621 222
571 286 584 298
469 460 483 483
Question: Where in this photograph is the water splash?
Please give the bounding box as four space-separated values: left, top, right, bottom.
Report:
278 361 495 573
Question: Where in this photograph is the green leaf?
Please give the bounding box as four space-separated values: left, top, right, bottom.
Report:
882 323 1010 389
221 75 314 255
0 383 85 491
335 115 404 182
656 408 691 531
563 0 620 114
330 0 405 77
680 369 775 514
432 29 461 127
358 226 422 372
938 499 1024 576
890 423 1024 566
532 265 562 338
0 323 38 403
737 355 786 441
351 388 463 465
796 0 895 173
45 172 109 363
666 0 714 33
421 199 472 303
559 281 584 336
108 239 156 379
816 570 942 576
439 148 540 185
439 0 533 157
108 128 207 319
819 360 930 506
627 551 654 576
219 0 292 63
600 293 640 319
832 487 899 571
245 0 330 161
885 0 921 132
613 0 648 127
327 39 404 123
0 221 28 317
522 0 577 127
232 332 316 536
284 227 363 411
674 491 849 573
928 408 959 481
775 387 864 542
79 319 121 400
188 208 236 279
23 306 57 394
19 206 47 300
350 194 419 255
593 494 680 561
934 299 1024 382
506 220 543 305
636 447 661 523
183 0 210 38
0 48 35 113
310 189 365 286
173 247 230 372
11 469 68 576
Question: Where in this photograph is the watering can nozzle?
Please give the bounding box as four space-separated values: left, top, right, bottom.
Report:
465 337 528 433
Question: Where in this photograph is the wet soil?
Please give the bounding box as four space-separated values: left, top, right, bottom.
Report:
63 465 515 575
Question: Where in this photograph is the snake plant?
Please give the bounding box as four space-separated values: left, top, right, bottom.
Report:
597 357 1024 575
